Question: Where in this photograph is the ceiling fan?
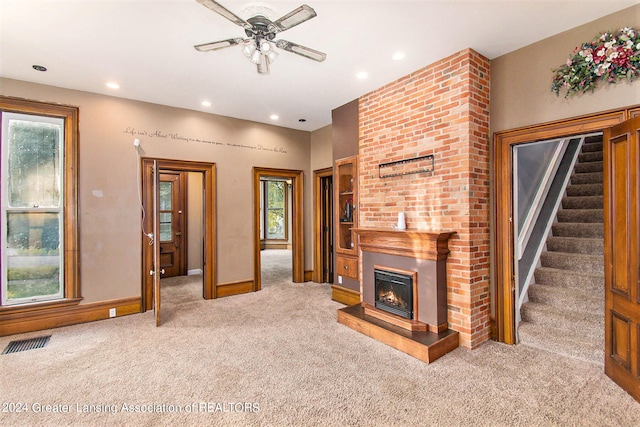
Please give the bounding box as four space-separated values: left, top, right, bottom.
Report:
194 0 327 74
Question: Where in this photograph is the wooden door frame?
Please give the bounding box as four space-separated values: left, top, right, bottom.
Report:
313 167 333 283
142 158 216 310
493 109 627 344
253 167 304 290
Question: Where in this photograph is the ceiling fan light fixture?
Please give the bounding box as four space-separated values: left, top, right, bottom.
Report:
257 55 270 74
261 41 278 63
250 49 262 65
195 1 326 74
266 49 279 63
242 39 256 57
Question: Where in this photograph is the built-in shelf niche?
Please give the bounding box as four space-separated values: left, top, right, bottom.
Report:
335 157 358 256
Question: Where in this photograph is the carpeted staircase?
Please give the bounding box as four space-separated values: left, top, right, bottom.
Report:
518 135 605 365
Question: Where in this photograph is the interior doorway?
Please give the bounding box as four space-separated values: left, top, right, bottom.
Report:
493 110 626 344
141 159 216 312
314 167 334 283
253 167 304 291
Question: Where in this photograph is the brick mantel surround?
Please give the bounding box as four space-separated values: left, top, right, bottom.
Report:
358 48 491 348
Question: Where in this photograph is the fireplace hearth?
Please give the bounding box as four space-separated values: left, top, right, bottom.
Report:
374 269 413 319
337 228 459 364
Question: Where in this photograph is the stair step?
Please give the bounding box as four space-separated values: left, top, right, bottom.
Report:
534 267 604 291
562 195 603 209
520 302 604 340
540 251 603 274
552 222 603 238
574 161 603 173
556 208 603 223
571 171 603 185
546 236 603 255
581 140 603 152
578 151 603 163
517 321 604 365
528 284 603 315
584 135 603 144
566 183 603 196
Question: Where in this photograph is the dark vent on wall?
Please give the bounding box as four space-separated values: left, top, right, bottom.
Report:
2 335 51 355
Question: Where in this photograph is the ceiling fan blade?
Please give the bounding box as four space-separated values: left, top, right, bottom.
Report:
276 40 326 62
196 0 248 28
194 38 244 52
272 5 317 32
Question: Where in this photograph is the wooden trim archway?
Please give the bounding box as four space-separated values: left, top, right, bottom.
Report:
493 108 629 344
253 167 304 290
141 158 216 310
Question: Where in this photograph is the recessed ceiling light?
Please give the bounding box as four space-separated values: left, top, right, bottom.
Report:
201 101 212 107
106 82 120 89
32 65 47 72
270 114 279 120
356 71 369 79
392 51 406 61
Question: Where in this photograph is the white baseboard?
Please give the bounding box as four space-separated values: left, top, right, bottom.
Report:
187 269 203 276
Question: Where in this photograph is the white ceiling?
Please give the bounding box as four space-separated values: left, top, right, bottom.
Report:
2 0 638 131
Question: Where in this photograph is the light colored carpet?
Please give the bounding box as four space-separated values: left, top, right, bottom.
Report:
260 249 293 286
1 251 639 426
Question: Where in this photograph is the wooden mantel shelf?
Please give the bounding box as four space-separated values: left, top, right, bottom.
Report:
352 228 456 260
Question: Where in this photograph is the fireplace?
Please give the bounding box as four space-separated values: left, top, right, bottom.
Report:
337 228 459 364
374 269 413 319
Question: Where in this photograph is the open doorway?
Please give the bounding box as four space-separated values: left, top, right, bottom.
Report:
314 167 333 284
253 167 304 291
141 159 216 315
493 110 625 344
158 171 206 313
259 177 293 287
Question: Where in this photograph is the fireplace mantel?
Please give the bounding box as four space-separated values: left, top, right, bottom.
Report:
353 228 456 261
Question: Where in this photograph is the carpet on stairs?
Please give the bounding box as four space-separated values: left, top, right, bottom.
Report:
518 134 605 366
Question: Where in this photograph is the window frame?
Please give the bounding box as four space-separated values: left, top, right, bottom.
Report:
260 179 289 242
0 96 80 311
2 112 65 305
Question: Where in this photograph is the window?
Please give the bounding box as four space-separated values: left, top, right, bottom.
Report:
159 180 173 241
0 97 80 308
260 179 288 241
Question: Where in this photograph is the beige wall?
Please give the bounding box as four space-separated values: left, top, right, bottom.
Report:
1 78 321 303
491 3 640 134
187 172 203 273
310 124 332 172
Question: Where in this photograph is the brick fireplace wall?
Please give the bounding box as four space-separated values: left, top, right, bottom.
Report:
358 48 490 348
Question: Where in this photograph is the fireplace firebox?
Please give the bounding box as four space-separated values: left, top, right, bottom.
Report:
374 269 413 319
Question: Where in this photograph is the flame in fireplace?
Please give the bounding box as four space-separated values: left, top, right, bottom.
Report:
378 290 407 309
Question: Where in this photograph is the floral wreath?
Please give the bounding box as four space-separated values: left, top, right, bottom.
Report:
551 27 640 97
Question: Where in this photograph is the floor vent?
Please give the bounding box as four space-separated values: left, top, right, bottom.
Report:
2 335 51 355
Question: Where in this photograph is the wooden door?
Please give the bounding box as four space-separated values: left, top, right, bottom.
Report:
604 116 640 402
159 172 187 278
321 175 334 283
